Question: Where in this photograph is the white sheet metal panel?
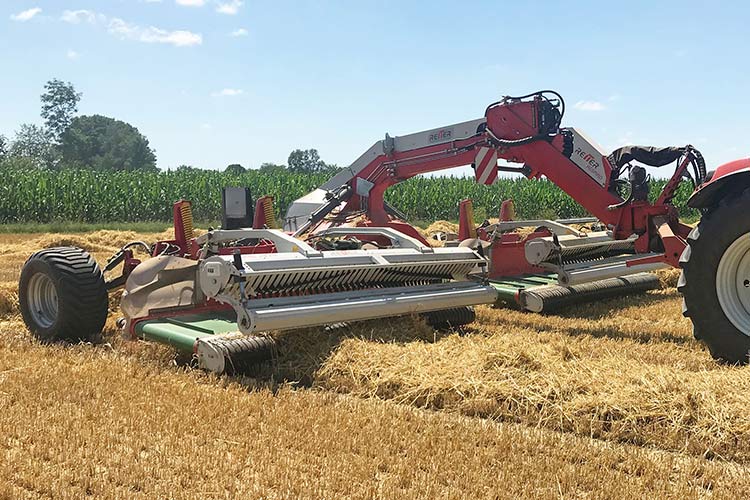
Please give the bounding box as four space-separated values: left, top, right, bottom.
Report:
566 128 609 187
391 118 486 153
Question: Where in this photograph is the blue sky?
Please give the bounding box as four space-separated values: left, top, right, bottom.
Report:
1 0 749 176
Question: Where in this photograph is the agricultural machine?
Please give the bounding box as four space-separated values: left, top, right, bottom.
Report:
17 90 750 372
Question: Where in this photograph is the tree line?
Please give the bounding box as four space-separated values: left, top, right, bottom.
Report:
0 79 339 175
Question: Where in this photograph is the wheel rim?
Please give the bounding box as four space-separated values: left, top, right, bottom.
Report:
717 233 750 335
27 273 59 328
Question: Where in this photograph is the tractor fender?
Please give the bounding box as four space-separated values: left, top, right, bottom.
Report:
688 158 750 209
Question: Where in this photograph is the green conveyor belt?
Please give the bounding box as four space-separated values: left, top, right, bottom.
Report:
488 272 661 312
489 274 559 308
135 313 240 353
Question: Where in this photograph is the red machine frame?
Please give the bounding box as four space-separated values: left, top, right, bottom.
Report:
301 92 698 278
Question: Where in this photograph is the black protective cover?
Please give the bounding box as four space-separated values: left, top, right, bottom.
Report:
221 187 254 230
608 146 684 169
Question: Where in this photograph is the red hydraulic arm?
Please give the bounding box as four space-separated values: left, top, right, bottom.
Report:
312 91 700 268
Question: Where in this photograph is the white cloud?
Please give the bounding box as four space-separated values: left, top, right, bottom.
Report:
176 0 206 6
229 28 248 37
10 7 42 22
62 10 202 47
574 100 606 112
200 123 212 130
144 29 201 47
212 88 243 97
108 18 203 47
61 10 99 24
66 49 80 60
608 94 621 102
216 0 243 15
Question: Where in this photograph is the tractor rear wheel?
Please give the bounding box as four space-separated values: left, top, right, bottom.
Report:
680 189 750 363
19 247 109 342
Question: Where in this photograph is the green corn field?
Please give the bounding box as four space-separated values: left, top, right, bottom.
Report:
0 166 696 224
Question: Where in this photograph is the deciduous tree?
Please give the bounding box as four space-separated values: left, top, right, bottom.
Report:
40 79 81 142
10 124 58 168
287 148 326 174
225 163 246 174
60 115 157 171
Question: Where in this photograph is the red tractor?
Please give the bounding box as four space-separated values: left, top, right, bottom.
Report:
679 160 750 363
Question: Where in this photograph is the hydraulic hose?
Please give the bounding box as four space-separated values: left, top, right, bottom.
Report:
293 184 353 238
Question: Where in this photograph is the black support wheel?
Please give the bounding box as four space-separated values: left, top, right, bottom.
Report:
421 306 476 330
19 247 109 342
679 188 750 363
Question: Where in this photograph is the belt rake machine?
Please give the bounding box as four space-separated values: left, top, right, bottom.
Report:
18 90 750 371
19 197 495 375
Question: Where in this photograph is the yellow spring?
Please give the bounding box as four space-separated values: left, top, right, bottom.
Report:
262 197 278 229
180 202 194 239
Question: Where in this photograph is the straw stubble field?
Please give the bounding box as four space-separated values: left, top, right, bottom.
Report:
1 229 750 499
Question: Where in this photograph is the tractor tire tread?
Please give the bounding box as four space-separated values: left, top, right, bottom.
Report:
680 187 750 363
19 246 108 342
